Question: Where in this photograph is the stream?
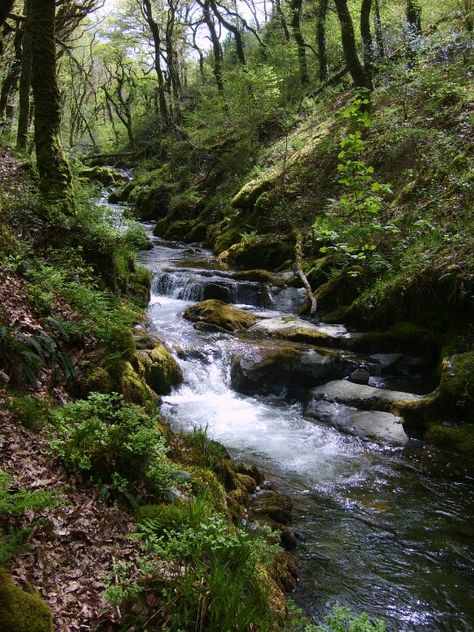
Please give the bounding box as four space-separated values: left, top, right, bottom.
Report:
104 195 474 632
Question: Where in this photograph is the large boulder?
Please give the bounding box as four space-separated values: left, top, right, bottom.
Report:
306 379 419 412
306 400 408 446
247 315 351 348
79 165 129 187
183 300 257 332
230 342 360 400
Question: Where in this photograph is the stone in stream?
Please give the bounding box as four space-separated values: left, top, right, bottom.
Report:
305 400 409 446
306 379 419 412
230 342 363 401
183 299 257 332
247 315 351 348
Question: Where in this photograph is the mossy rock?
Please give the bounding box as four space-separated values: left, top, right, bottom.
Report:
233 462 265 486
316 271 364 314
185 221 208 242
236 473 257 494
164 220 189 241
134 343 183 396
6 394 52 431
219 234 293 271
120 361 157 404
186 466 229 515
184 300 256 332
249 491 293 525
231 269 285 287
396 352 474 442
425 424 474 457
79 166 128 186
129 267 151 307
82 367 114 395
211 225 241 253
348 321 439 355
153 218 168 236
0 570 53 632
230 176 275 211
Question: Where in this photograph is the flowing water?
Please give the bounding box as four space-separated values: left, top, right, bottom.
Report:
135 231 474 632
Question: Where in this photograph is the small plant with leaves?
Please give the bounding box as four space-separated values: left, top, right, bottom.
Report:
0 470 57 564
51 393 180 504
314 90 395 277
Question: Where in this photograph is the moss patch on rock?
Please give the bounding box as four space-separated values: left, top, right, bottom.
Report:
134 343 183 396
219 234 293 270
0 570 53 632
184 299 257 332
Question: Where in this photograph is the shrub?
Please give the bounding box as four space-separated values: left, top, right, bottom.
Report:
51 393 179 504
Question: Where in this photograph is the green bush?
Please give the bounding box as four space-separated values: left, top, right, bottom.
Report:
305 606 386 632
51 393 179 504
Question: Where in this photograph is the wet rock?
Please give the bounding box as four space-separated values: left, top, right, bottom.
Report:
307 379 419 412
219 234 293 270
79 165 129 186
349 365 370 385
230 342 357 401
306 400 408 446
201 281 233 303
236 473 257 494
233 461 265 486
247 315 350 348
250 490 293 525
183 299 257 332
280 528 298 551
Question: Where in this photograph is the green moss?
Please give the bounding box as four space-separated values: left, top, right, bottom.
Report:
185 221 208 242
129 266 151 307
219 234 293 270
425 424 474 457
136 503 190 532
230 176 274 210
164 220 189 241
6 394 52 431
79 166 127 187
349 321 439 355
120 361 156 404
153 218 167 236
134 343 183 396
82 367 114 395
232 269 285 286
183 300 257 332
186 466 229 515
0 570 53 632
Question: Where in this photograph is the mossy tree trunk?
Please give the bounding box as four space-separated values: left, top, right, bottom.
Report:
360 0 374 80
0 0 14 57
290 0 309 84
31 0 72 202
316 0 329 82
373 0 385 58
200 0 224 93
406 0 422 35
334 0 372 90
0 21 23 128
17 0 32 150
142 0 170 125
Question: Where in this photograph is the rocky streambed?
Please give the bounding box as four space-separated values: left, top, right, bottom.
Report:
135 233 474 632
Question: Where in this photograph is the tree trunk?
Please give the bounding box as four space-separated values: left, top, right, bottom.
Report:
0 0 14 58
142 0 170 124
31 0 72 201
373 0 384 58
0 22 23 123
201 0 224 92
275 0 290 41
334 0 371 89
209 0 246 65
316 0 329 81
360 0 374 79
17 0 32 149
406 0 422 35
290 0 309 84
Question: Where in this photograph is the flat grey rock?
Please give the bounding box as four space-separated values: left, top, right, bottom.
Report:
306 400 408 446
307 379 419 412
